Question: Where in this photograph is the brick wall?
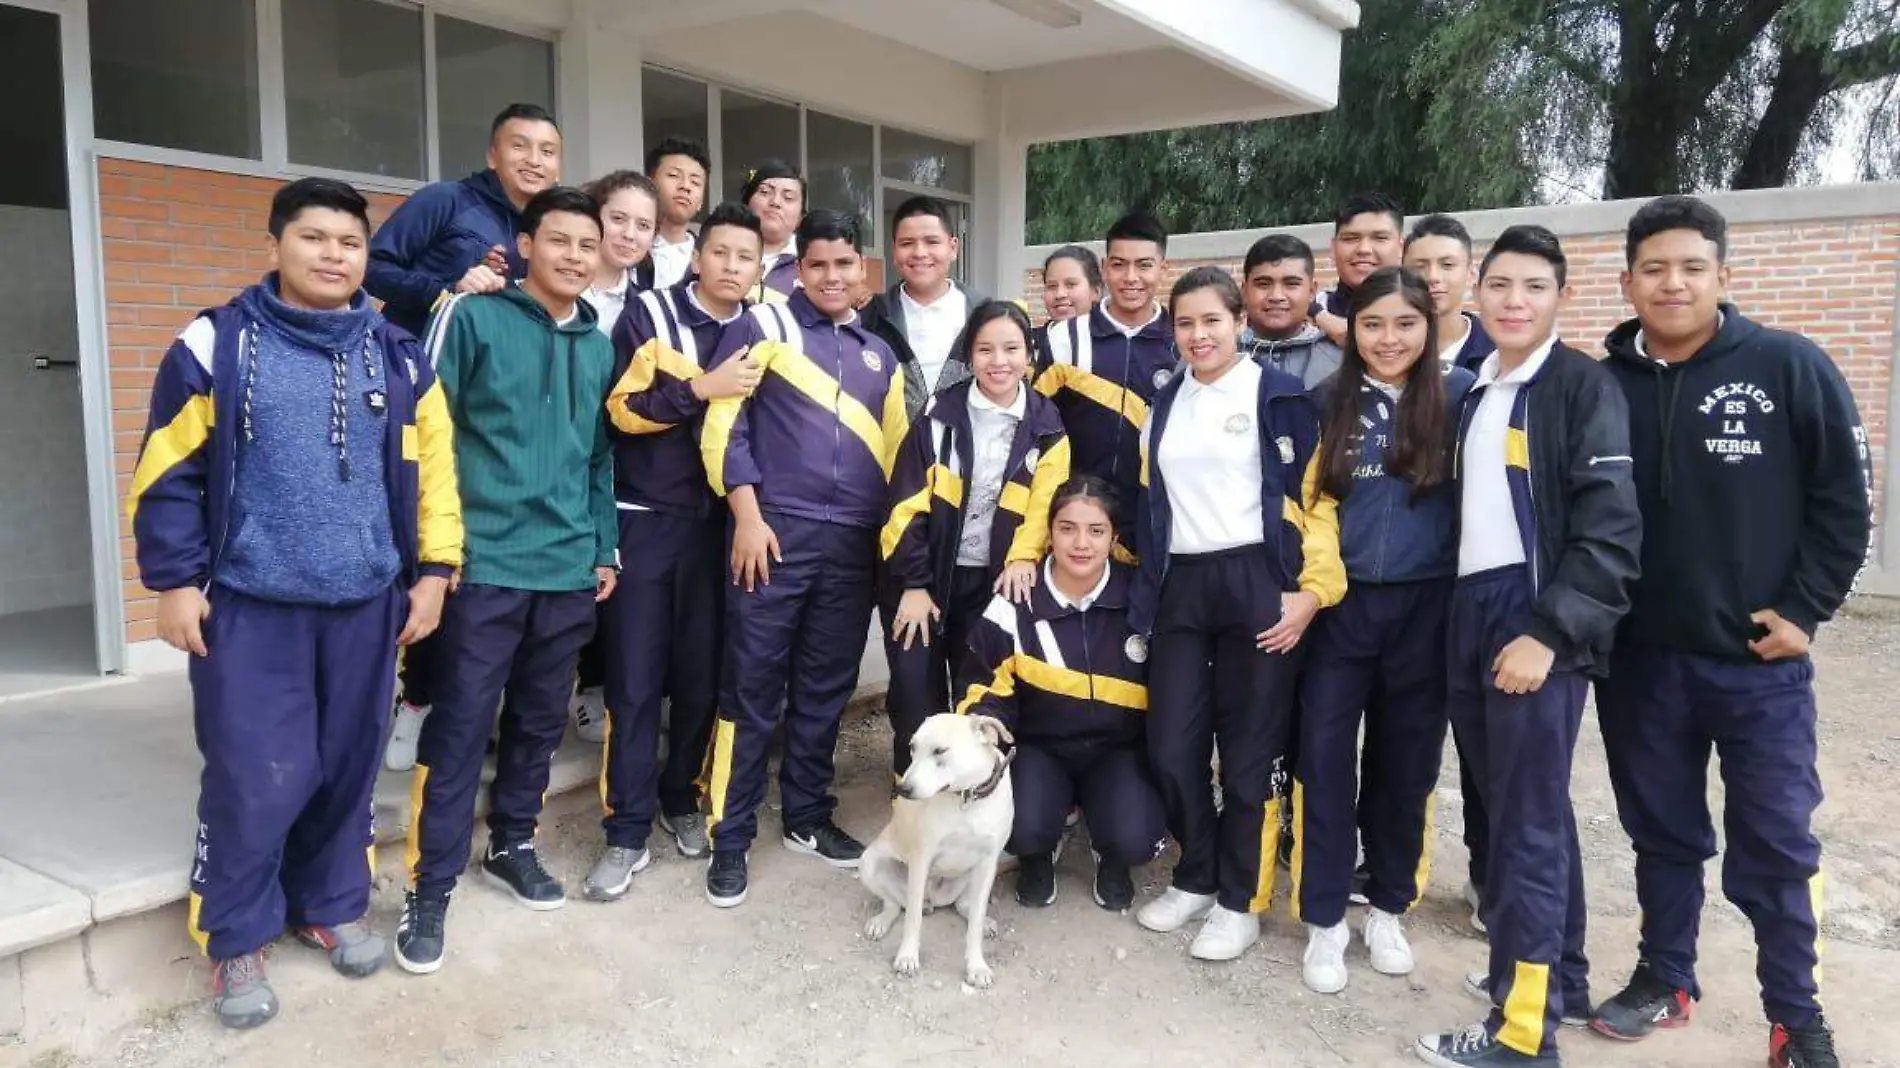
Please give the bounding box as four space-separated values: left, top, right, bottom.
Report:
1021 215 1899 525
100 158 406 643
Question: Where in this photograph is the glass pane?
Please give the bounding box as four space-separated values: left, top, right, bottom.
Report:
642 67 709 176
880 127 972 193
284 0 425 179
435 17 557 181
0 7 68 210
89 0 261 159
806 111 875 245
719 90 799 206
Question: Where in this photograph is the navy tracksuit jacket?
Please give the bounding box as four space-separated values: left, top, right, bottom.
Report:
1596 307 1872 1029
595 281 740 847
1449 342 1641 1058
1292 369 1474 929
1033 305 1177 536
698 291 908 851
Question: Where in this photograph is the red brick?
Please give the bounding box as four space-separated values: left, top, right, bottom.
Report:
105 240 174 264
100 197 171 222
171 205 246 228
99 158 172 180
174 245 248 269
105 283 175 306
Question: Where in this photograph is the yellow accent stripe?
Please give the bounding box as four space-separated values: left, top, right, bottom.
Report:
401 424 419 462
1297 452 1348 607
1410 792 1437 910
186 890 209 955
125 394 214 523
1498 961 1551 1055
1006 436 1070 564
704 719 737 838
1013 657 1147 712
367 842 378 878
1249 795 1283 913
997 482 1031 516
880 366 910 478
609 338 692 435
1505 426 1530 471
1288 779 1306 922
414 380 463 569
597 712 614 817
955 656 1019 716
701 394 741 494
878 464 962 562
404 763 430 887
1061 368 1149 428
762 347 889 474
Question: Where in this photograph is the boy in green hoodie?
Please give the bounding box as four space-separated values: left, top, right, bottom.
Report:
396 187 618 976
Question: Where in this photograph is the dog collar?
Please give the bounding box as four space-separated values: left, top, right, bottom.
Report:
960 746 1015 807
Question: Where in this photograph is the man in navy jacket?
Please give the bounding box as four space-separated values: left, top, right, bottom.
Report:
1590 196 1869 1068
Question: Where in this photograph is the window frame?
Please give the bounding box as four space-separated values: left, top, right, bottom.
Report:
87 0 557 195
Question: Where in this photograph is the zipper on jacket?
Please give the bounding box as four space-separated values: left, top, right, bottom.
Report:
207 326 245 586
830 323 844 524
1078 606 1096 704
1523 404 1539 592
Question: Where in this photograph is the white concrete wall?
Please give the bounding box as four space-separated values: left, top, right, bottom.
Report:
0 208 93 617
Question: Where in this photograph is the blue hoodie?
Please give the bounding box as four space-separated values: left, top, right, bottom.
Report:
366 170 524 338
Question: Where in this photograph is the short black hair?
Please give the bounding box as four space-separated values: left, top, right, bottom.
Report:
1243 234 1315 278
1480 224 1568 288
490 103 558 139
1405 213 1473 255
1625 194 1728 266
1048 474 1121 538
796 208 863 257
891 195 955 237
1043 245 1103 290
1105 210 1168 255
518 186 601 238
741 158 804 205
699 201 764 247
269 177 370 239
1335 192 1404 234
645 136 710 178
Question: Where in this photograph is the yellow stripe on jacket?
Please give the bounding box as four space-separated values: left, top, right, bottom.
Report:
413 378 463 570
1004 436 1071 564
1294 451 1347 608
125 394 214 525
608 337 703 435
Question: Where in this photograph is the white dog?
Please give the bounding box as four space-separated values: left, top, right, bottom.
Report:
859 712 1015 987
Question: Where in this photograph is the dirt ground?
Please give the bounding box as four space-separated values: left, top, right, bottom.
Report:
14 600 1900 1068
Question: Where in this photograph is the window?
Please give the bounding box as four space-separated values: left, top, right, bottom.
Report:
720 91 799 209
642 68 709 169
806 111 875 243
435 16 557 181
283 0 426 179
89 0 262 160
882 127 972 193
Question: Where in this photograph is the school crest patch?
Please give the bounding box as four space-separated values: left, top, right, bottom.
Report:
862 350 883 372
1123 635 1149 664
1224 413 1252 436
1152 367 1173 389
1276 436 1295 464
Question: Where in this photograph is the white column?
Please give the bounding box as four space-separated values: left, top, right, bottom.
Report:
557 0 647 183
971 77 1030 300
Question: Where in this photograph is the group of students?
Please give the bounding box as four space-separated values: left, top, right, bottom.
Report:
124 102 1870 1068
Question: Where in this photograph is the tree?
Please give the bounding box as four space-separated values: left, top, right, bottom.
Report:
1024 0 1900 243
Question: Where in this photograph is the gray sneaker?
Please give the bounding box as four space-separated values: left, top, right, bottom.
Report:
213 952 278 1029
582 844 651 901
293 920 386 978
658 812 710 858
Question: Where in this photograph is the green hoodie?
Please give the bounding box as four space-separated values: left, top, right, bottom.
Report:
426 284 615 592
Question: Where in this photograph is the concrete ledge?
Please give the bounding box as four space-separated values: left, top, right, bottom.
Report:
0 861 91 960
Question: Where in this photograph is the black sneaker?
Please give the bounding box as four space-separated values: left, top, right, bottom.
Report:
1092 854 1134 911
393 891 448 975
783 820 865 869
1349 862 1371 906
1015 853 1057 908
1414 1023 1557 1066
1589 963 1692 1041
706 851 748 908
1769 1016 1839 1068
481 840 566 911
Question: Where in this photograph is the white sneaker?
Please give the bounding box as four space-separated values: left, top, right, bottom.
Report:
384 702 427 772
1364 907 1415 975
571 689 608 744
1463 880 1486 935
1303 921 1351 993
1188 905 1259 961
1136 887 1215 934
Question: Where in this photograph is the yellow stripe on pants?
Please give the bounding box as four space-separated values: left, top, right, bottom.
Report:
1249 796 1283 914
1288 780 1307 922
1498 961 1551 1055
705 720 738 837
403 764 431 887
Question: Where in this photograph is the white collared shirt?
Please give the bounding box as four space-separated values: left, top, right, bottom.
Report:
685 282 744 326
1436 313 1474 369
899 282 969 394
1457 335 1556 577
581 269 634 337
958 381 1027 566
650 231 695 289
1044 556 1112 611
1156 357 1265 554
1102 298 1162 338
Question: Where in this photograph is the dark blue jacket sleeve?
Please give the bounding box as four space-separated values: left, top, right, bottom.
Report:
366 182 461 314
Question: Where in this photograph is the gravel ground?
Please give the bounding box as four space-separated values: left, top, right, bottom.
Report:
13 600 1900 1068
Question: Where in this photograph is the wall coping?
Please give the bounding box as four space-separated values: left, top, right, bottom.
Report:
1019 181 1900 272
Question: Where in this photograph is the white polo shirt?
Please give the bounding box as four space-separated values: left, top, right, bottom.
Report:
1103 298 1162 338
899 283 969 394
1156 356 1265 555
580 269 634 338
650 231 696 289
1044 556 1112 611
1457 335 1556 577
959 381 1027 566
1436 313 1474 369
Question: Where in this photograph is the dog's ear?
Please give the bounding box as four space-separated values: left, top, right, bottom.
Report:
969 714 1014 749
